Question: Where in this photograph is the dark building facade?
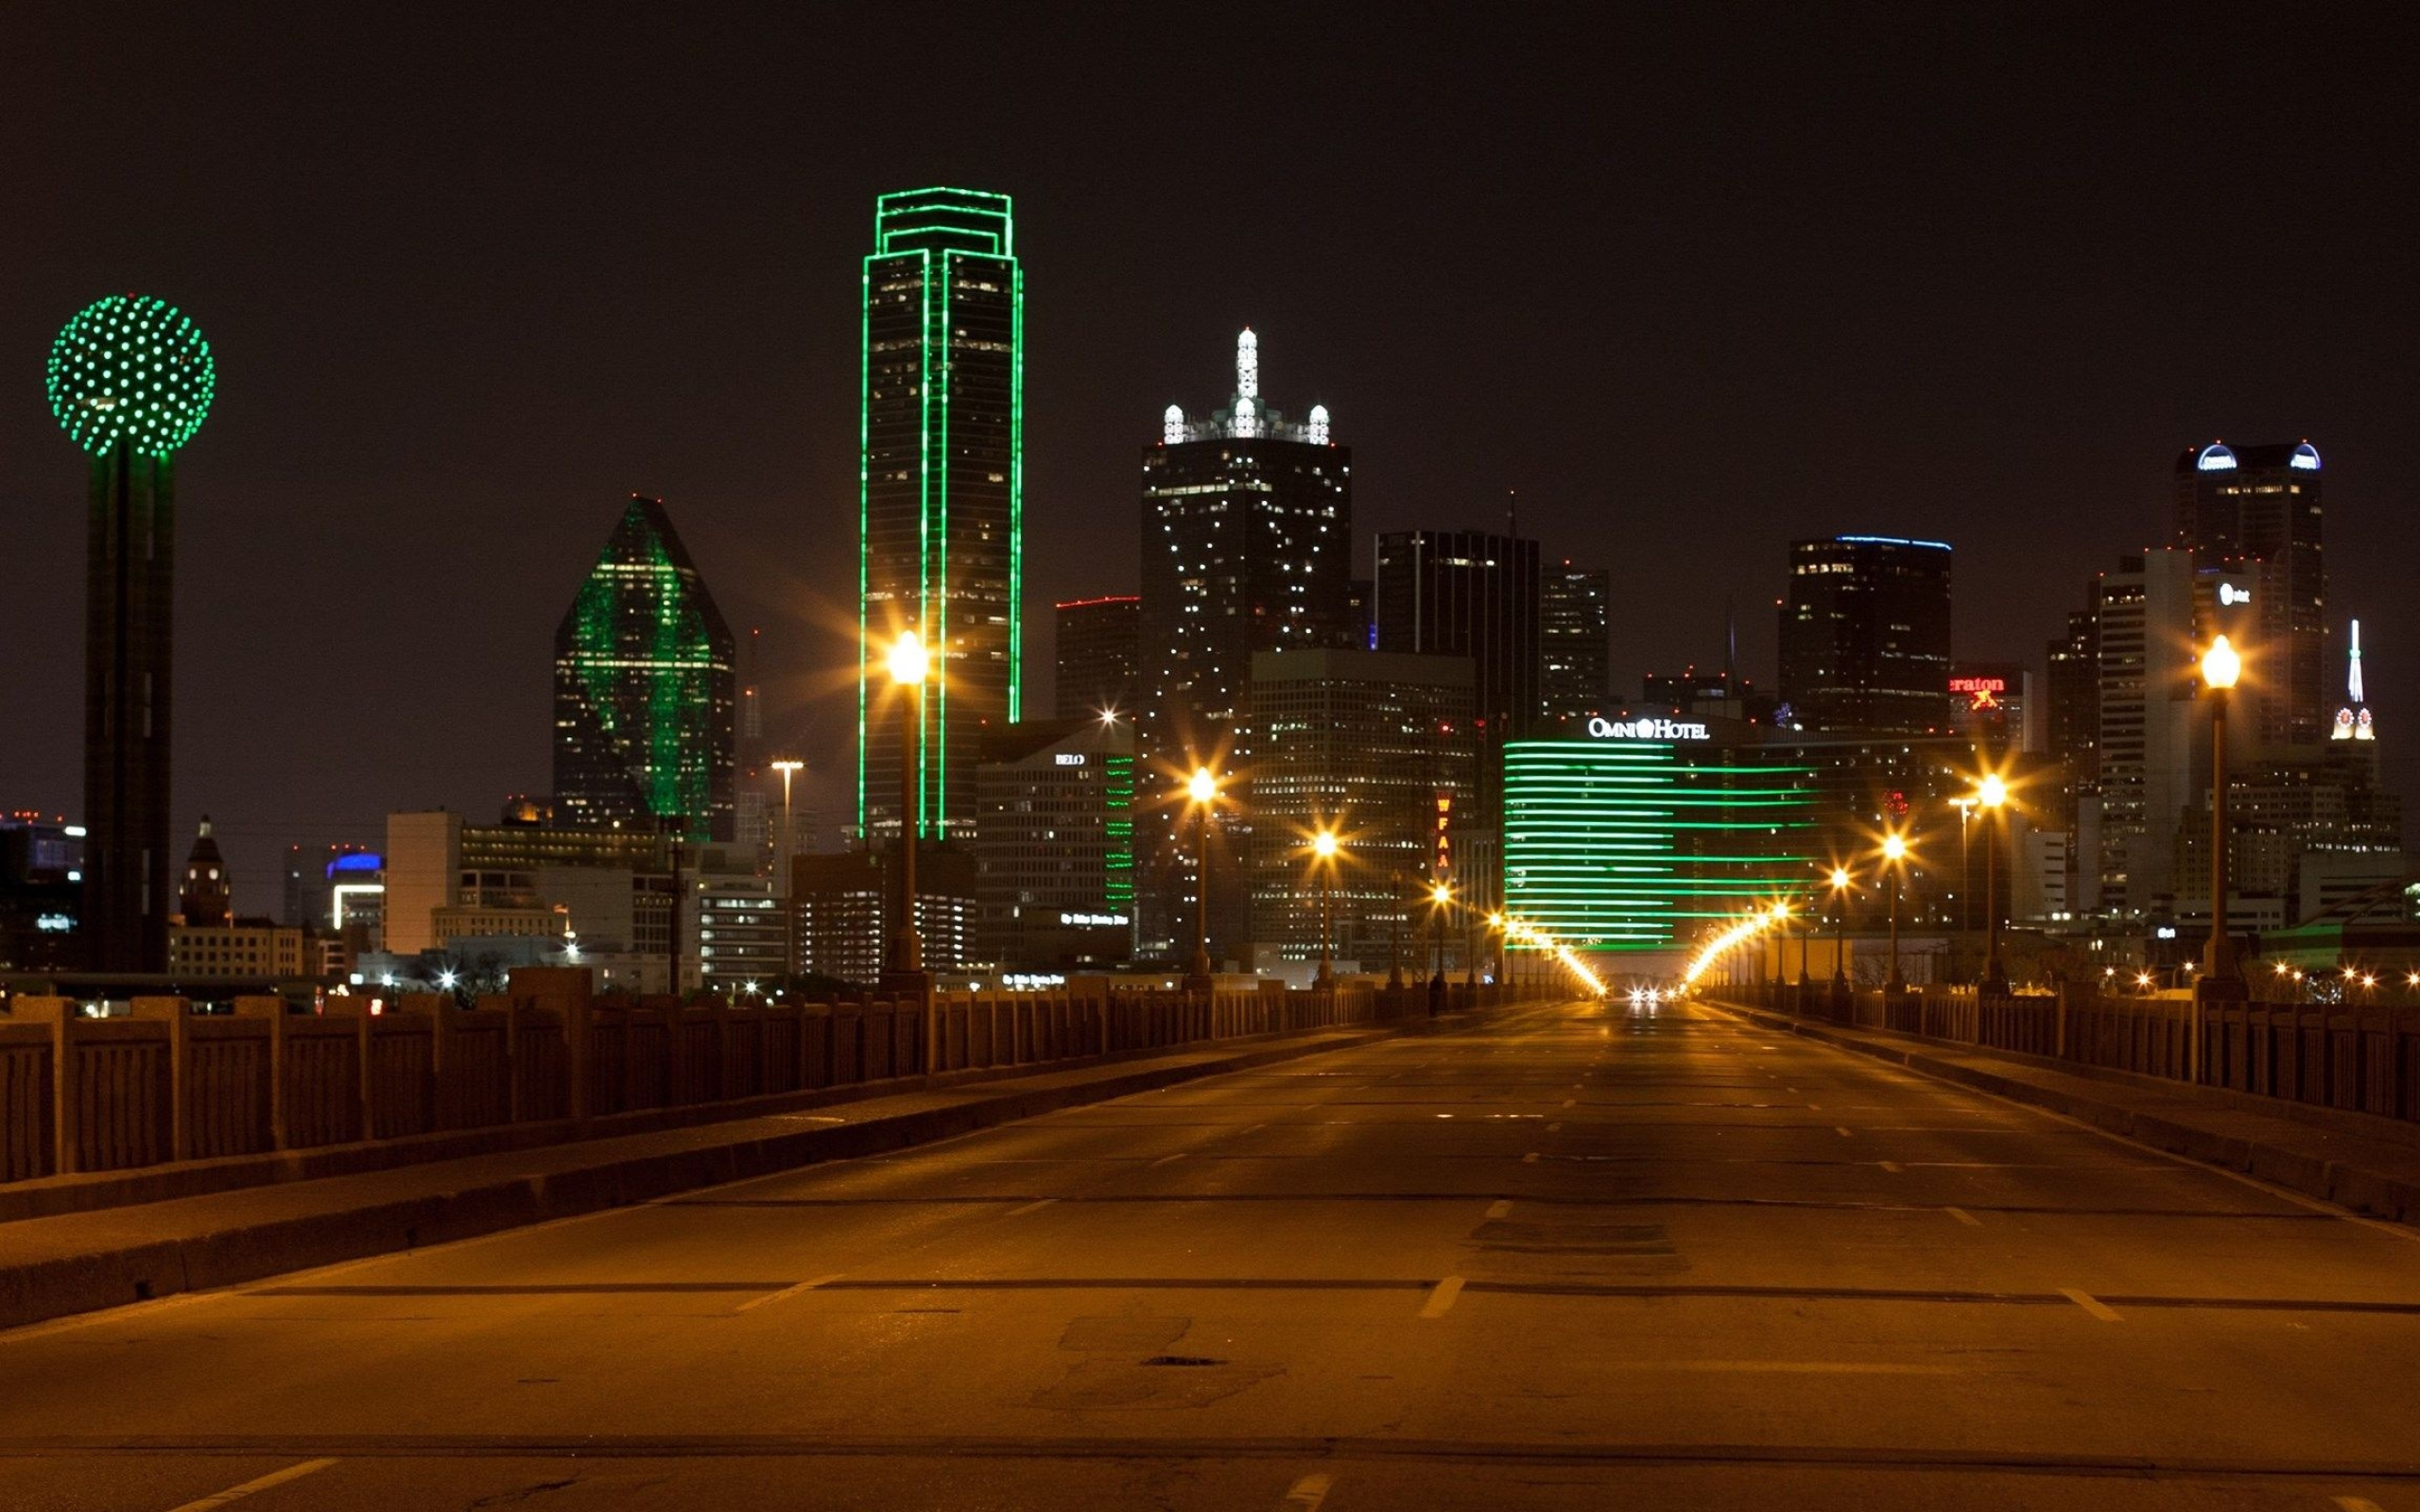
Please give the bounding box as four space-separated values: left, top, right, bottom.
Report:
2171 441 2326 747
1244 650 1476 976
552 495 737 843
1374 530 1542 743
1778 536 1954 735
0 816 84 973
1053 595 1140 721
858 188 1023 846
1539 561 1612 721
974 718 1136 969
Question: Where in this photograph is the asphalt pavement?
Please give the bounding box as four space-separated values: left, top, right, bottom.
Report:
2 997 2415 1510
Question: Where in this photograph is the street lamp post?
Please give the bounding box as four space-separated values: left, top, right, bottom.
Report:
1977 773 2009 996
1882 833 1909 993
2193 633 2246 1083
1828 867 1852 985
880 634 930 1023
1428 881 1451 1015
771 758 803 978
1310 829 1339 989
1184 766 1219 993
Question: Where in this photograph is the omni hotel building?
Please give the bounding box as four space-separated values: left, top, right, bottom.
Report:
1502 717 1820 973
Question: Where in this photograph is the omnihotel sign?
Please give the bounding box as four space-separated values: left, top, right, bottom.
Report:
1586 716 1710 742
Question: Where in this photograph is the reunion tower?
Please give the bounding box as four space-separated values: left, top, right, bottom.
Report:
46 295 216 973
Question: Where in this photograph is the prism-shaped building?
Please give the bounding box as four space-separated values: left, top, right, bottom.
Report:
552 494 736 843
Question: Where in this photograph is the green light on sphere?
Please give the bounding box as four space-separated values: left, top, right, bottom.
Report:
47 294 215 456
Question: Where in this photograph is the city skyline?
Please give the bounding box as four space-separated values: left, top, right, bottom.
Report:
5 9 2415 912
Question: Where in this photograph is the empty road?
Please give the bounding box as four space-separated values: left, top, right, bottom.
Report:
2 998 2416 1509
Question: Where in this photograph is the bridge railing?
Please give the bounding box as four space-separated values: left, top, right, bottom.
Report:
1718 979 2420 1125
0 971 1559 1185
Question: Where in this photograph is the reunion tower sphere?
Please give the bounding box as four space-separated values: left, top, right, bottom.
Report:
46 294 216 456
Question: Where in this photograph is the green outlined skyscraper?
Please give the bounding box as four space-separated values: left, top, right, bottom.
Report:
553 494 737 843
857 188 1023 845
48 295 216 973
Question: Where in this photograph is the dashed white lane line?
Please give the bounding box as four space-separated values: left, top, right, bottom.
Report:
1522 1151 1541 1164
1945 1207 1983 1228
1005 1198 1057 1217
1484 1199 1512 1220
1236 1124 1266 1137
167 1458 339 1511
1281 1471 1335 1509
2333 1497 2386 1512
1547 1122 1564 1132
733 1273 848 1314
1150 1153 1188 1167
1879 1160 1905 1173
1418 1277 1466 1318
1562 1099 1575 1108
1834 1125 1854 1138
2062 1287 2124 1323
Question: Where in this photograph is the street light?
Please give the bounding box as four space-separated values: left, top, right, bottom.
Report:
1827 867 1852 985
1976 772 2009 995
882 631 928 1008
1881 832 1910 993
2191 633 2245 1083
1184 765 1219 991
1428 880 1452 1011
1309 829 1340 988
770 758 804 977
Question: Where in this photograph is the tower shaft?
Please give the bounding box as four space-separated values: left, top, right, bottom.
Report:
83 442 176 972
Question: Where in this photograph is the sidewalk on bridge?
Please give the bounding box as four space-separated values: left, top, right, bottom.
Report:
0 1015 1463 1333
1711 999 2420 1229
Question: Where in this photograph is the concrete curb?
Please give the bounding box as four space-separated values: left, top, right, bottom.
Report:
1710 1001 2420 1228
0 1015 1478 1332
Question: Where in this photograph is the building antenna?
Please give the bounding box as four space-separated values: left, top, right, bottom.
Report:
1724 596 1737 684
1507 489 1518 540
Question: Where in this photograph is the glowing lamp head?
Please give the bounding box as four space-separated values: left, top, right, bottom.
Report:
1978 773 2008 810
1311 830 1339 860
887 630 929 687
1770 902 1790 921
1882 834 1907 863
1429 882 1452 905
2203 634 2242 692
1487 911 1504 929
1186 766 1218 806
49 295 216 456
1829 867 1852 891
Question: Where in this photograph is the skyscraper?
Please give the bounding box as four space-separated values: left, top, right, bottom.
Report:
2172 441 2325 747
1777 536 1954 734
2088 549 2197 916
1053 595 1140 721
48 295 216 973
552 494 737 843
858 188 1023 845
1138 329 1351 961
1138 329 1353 774
1540 562 1613 720
1374 530 1543 742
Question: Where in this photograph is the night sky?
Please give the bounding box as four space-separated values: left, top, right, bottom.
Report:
5 6 2414 913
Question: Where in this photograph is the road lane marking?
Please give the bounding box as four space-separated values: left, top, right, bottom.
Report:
2062 1287 2123 1322
1599 1360 1962 1375
1945 1207 1982 1227
1005 1198 1057 1217
1485 1199 1512 1219
2333 1498 2385 1511
734 1274 847 1314
1835 1126 1854 1138
1522 1152 1541 1163
1418 1278 1466 1318
1879 1160 1905 1173
167 1458 338 1511
1150 1153 1188 1167
1237 1124 1266 1137
1281 1471 1335 1509
1548 1122 1563 1132
1562 1099 1575 1108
